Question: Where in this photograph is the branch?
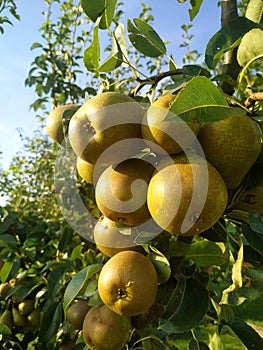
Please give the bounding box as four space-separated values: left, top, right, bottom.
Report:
129 68 185 97
244 92 263 108
220 0 242 95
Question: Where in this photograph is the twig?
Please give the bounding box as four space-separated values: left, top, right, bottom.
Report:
129 68 185 97
244 92 263 108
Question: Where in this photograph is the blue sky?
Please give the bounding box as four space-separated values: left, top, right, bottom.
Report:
0 0 221 171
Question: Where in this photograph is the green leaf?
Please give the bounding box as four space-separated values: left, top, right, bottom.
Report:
227 317 263 350
47 263 70 300
98 33 122 72
189 0 203 21
148 245 171 284
249 211 263 234
166 76 246 123
185 240 224 267
128 18 166 58
99 0 117 29
83 25 100 72
189 339 210 350
0 234 17 247
39 300 63 344
0 261 13 282
63 264 102 313
242 224 263 256
160 277 209 333
237 29 263 67
205 17 263 69
80 0 105 22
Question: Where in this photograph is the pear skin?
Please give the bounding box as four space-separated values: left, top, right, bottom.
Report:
68 92 145 165
198 115 262 189
147 153 228 236
142 95 201 155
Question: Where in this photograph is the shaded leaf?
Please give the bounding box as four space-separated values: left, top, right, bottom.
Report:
189 339 210 350
237 28 263 67
147 245 171 284
63 263 102 312
160 277 209 333
205 17 263 69
227 317 263 350
83 25 100 72
128 18 166 57
248 211 263 234
39 300 63 343
242 224 263 256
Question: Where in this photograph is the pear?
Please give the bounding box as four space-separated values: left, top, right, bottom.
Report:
147 153 228 236
232 185 263 214
94 216 144 257
76 156 107 185
198 114 262 189
12 307 28 328
27 308 41 330
0 309 13 329
66 300 91 330
142 94 201 155
82 304 131 350
46 104 81 145
18 299 35 315
95 158 154 226
0 282 10 300
68 92 146 165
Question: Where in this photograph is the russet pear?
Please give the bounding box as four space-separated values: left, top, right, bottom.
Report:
95 158 154 226
68 92 146 165
142 95 200 155
147 153 228 236
82 304 131 350
198 114 262 189
46 104 81 145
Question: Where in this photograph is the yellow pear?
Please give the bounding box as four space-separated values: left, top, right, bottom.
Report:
94 216 144 257
76 156 107 185
142 94 200 155
46 104 81 145
68 92 146 165
147 153 228 236
95 158 154 226
198 115 262 189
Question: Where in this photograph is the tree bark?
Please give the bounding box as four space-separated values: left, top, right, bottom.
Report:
220 0 242 95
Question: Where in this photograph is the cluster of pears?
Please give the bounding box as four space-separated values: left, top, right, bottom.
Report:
0 281 41 331
47 91 262 349
47 91 262 237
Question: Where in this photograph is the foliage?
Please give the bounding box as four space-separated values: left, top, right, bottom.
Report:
0 0 20 34
1 0 263 349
